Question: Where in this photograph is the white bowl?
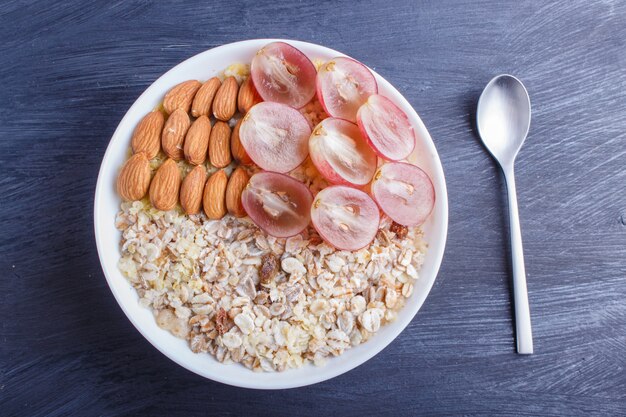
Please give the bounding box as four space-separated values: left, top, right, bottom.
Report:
94 39 448 389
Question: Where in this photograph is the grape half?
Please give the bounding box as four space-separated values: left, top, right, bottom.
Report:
371 162 435 226
251 42 317 109
309 118 377 186
239 102 311 173
357 94 416 161
316 57 377 122
241 171 313 238
311 185 380 250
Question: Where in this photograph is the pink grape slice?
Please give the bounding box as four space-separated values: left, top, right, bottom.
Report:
370 162 435 226
356 94 416 161
241 171 313 238
239 102 311 173
309 118 377 186
311 185 380 251
251 42 317 109
316 57 377 122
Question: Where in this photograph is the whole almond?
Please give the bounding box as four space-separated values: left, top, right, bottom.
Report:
131 111 164 159
117 152 151 201
213 76 239 121
163 80 201 114
237 77 262 114
161 108 190 160
230 118 253 165
191 77 221 117
226 166 249 217
209 121 232 168
180 164 206 215
203 169 228 219
184 115 211 165
149 159 181 211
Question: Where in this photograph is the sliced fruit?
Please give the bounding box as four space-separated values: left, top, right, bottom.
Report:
370 162 435 226
239 102 311 173
309 118 377 186
241 172 313 238
356 94 416 161
311 186 380 251
316 57 377 122
251 42 317 109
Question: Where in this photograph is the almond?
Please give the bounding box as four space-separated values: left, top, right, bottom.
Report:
230 118 253 165
163 80 201 114
180 164 206 215
203 169 228 219
209 121 232 168
149 159 181 211
191 77 221 118
131 110 164 159
184 115 211 165
237 77 262 114
161 108 190 160
212 76 239 121
117 152 151 201
225 166 249 217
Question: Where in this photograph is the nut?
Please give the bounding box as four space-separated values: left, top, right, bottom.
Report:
191 77 221 118
212 76 238 121
163 80 201 114
202 169 227 219
149 158 181 211
131 110 164 159
237 77 261 114
180 164 206 215
259 254 279 288
183 115 211 165
209 121 232 168
117 152 151 201
215 308 229 335
230 118 253 165
390 221 408 239
161 108 190 160
225 166 249 217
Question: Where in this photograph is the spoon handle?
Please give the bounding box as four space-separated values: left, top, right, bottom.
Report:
503 166 534 354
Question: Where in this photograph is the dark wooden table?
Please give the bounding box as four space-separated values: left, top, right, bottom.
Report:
1 1 625 415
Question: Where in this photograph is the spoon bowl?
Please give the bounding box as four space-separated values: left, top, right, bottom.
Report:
477 75 531 166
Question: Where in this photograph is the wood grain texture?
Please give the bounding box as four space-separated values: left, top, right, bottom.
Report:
1 0 625 416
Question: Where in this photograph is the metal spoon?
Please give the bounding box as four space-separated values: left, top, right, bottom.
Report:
476 74 533 354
